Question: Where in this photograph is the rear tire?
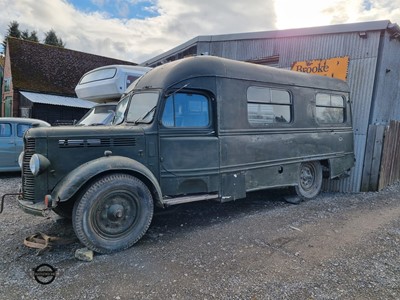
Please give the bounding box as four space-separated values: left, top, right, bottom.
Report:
72 173 154 253
295 161 323 200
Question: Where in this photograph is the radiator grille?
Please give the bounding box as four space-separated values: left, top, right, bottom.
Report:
22 138 36 201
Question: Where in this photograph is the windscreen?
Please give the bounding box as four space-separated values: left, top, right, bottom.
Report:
126 92 159 124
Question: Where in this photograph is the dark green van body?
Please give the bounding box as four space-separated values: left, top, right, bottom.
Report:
19 56 354 214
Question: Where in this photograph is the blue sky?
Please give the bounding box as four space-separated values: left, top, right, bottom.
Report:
0 0 399 63
68 0 159 19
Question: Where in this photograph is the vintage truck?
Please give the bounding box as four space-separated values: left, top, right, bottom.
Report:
10 56 354 253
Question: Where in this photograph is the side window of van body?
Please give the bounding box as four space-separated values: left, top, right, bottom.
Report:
162 93 210 128
247 86 292 125
316 93 345 124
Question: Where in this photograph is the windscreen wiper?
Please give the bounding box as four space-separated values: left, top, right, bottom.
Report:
133 106 157 124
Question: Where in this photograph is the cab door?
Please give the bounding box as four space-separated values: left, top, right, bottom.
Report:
158 91 219 196
0 122 16 169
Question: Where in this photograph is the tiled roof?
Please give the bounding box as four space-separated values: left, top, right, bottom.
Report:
8 38 136 96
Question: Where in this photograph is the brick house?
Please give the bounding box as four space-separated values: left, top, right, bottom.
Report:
1 38 135 124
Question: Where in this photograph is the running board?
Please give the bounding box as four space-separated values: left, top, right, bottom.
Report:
163 193 219 206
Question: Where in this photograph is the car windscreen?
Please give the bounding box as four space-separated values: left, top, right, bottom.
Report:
77 105 116 126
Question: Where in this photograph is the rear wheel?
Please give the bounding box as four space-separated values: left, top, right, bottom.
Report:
72 173 154 253
295 161 322 200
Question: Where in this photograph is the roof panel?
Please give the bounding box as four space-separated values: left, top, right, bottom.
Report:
20 91 95 109
143 20 395 66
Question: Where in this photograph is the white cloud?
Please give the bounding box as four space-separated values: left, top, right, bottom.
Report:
275 0 400 29
0 0 275 63
0 0 399 64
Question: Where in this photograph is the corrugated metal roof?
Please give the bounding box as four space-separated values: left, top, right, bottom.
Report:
20 91 96 109
142 20 396 66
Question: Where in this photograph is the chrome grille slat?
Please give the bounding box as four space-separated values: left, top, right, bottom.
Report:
22 138 36 202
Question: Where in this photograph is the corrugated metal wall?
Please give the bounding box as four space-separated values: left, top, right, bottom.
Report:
370 33 400 124
198 32 384 192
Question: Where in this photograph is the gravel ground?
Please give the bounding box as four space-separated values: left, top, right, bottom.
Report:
1 173 400 300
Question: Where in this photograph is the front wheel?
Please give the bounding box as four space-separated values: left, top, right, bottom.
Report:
295 161 323 200
72 173 154 253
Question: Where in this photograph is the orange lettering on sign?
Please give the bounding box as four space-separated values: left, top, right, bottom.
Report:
291 57 349 81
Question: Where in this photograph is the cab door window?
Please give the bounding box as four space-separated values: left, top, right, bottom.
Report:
161 93 210 128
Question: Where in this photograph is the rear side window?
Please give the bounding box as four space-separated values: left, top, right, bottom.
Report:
316 93 345 124
162 93 210 128
0 123 12 137
247 86 292 125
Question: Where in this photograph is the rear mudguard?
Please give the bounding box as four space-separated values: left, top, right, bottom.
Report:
51 155 163 207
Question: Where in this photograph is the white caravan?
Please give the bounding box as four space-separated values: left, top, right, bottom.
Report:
75 65 151 125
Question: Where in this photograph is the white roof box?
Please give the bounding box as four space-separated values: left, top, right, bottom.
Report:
75 65 152 103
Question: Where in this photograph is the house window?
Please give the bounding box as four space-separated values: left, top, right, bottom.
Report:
4 78 11 92
247 86 292 125
4 96 12 117
316 93 345 124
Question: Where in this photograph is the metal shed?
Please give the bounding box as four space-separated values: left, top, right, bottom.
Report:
19 91 95 125
143 20 400 192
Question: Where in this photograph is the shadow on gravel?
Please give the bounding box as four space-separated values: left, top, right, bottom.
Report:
142 188 293 242
10 187 294 257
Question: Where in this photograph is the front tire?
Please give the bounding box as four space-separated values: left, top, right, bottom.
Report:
72 173 154 253
295 161 323 200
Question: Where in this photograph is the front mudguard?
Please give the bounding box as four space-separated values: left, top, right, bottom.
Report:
51 156 163 207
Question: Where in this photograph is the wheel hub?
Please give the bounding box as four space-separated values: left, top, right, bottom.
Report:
107 204 125 221
300 166 315 190
93 194 138 237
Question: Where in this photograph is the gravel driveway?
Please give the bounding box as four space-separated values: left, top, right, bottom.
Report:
1 173 399 299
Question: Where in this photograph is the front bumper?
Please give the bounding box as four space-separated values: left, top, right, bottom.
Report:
18 199 48 216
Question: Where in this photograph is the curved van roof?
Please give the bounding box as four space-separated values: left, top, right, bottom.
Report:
136 56 349 92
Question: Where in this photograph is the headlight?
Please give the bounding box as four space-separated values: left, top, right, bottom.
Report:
18 152 24 168
29 154 51 176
